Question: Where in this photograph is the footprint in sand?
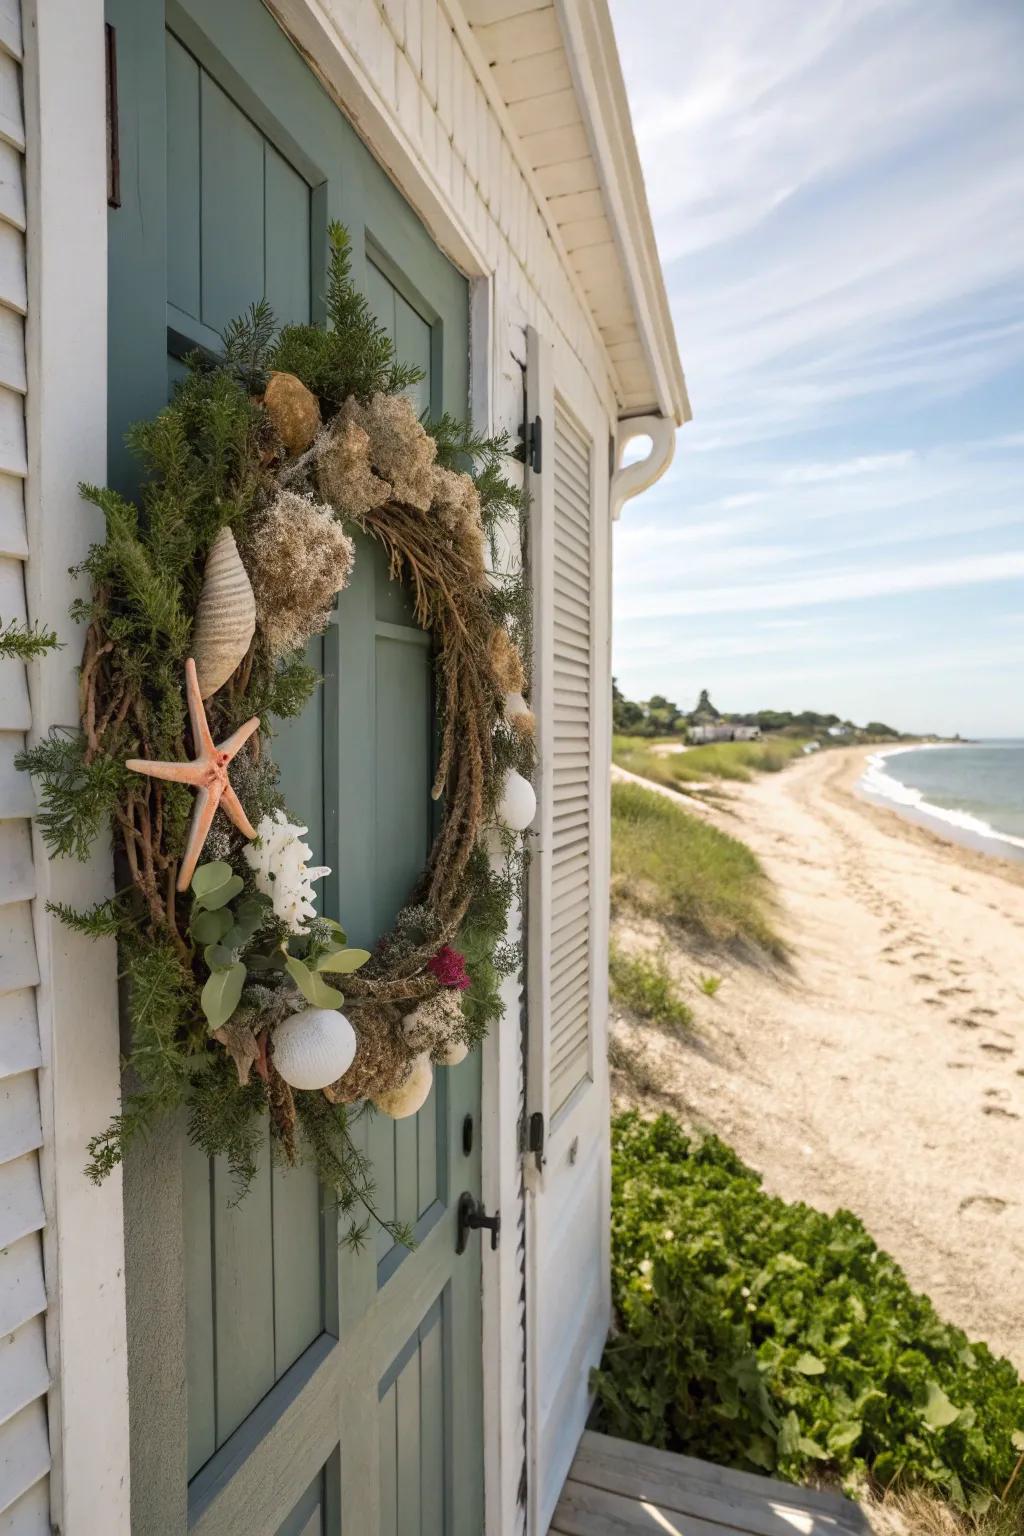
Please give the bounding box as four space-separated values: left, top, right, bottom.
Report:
979 1041 1014 1056
982 1104 1020 1119
969 1006 997 1019
939 985 973 998
951 1016 981 1029
959 1194 1009 1215
913 972 936 983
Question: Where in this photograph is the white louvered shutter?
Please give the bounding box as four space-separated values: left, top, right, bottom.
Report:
524 329 611 1536
548 401 593 1113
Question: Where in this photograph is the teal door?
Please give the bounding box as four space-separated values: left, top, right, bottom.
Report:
108 2 484 1531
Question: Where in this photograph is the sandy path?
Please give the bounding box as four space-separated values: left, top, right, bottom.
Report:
612 748 1024 1369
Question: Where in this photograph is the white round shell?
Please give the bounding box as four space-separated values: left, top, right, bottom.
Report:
373 1052 433 1119
271 1007 357 1090
497 769 537 832
436 1038 468 1067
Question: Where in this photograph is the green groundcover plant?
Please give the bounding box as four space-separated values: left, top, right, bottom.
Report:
593 1114 1024 1513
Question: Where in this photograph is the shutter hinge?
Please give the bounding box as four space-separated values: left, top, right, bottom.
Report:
517 415 542 475
527 1111 546 1171
105 24 121 209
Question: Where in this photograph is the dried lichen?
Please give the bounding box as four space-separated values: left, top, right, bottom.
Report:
340 392 437 511
247 489 355 657
314 416 393 519
401 988 468 1057
328 999 411 1103
488 625 527 694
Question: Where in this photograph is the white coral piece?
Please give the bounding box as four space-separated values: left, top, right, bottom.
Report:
244 810 330 934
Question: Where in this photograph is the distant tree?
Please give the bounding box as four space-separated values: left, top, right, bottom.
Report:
612 678 650 735
692 688 720 722
865 721 899 738
646 694 681 734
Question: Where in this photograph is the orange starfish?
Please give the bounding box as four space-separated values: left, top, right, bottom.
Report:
126 657 260 892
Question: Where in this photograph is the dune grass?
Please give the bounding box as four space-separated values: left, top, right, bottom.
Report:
613 733 807 789
611 780 784 957
609 944 694 1031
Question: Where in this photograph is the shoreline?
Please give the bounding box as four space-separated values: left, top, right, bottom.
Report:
610 745 1024 1369
857 741 1024 865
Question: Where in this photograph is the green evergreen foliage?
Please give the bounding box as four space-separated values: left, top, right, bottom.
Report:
595 1114 1024 1512
225 224 424 409
16 733 128 860
45 894 132 937
0 618 62 661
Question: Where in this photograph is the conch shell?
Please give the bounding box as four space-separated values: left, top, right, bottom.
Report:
263 370 321 456
192 527 256 698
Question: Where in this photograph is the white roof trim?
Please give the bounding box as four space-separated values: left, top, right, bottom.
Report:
459 0 690 424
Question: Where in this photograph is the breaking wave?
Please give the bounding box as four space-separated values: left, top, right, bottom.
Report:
861 747 1024 855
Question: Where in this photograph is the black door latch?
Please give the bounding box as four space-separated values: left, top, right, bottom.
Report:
456 1191 501 1254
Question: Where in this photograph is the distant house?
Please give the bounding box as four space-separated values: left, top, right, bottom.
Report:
689 724 762 744
827 724 850 738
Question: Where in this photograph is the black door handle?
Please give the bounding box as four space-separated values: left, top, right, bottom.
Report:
456 1191 501 1254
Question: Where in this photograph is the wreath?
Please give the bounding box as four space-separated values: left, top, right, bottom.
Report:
20 226 536 1242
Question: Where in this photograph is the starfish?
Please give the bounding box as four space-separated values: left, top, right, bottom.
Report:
126 657 260 892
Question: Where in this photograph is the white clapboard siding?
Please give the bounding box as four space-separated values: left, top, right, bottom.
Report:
0 3 50 1525
549 401 593 1114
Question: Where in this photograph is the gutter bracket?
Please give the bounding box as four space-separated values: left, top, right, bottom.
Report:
611 414 676 521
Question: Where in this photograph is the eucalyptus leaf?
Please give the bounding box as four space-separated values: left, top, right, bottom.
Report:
200 874 245 911
201 961 246 1031
795 1353 826 1376
191 908 233 945
204 943 236 971
285 955 343 1009
191 861 234 899
316 947 371 974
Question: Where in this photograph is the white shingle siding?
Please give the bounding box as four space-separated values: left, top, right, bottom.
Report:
0 4 50 1527
293 0 622 428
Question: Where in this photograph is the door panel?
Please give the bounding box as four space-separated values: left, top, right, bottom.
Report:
377 1297 447 1536
111 1 482 1531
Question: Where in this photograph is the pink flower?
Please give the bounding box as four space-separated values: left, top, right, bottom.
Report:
427 945 471 991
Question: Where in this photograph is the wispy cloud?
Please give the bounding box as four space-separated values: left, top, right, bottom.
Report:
617 551 1024 622
609 1 1024 733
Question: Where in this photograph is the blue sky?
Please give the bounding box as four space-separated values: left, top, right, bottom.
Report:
609 0 1024 737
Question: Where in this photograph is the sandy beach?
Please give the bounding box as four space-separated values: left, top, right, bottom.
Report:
611 747 1024 1370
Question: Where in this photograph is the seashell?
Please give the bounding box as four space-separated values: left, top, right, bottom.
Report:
497 769 537 832
272 1007 357 1090
264 371 321 456
192 528 257 698
436 1038 468 1067
373 1052 433 1119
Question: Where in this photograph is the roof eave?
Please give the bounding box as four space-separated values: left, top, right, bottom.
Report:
555 0 691 426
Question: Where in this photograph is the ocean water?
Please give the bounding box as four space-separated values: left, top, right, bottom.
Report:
861 741 1024 856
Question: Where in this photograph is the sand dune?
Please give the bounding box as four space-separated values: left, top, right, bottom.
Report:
611 746 1024 1369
